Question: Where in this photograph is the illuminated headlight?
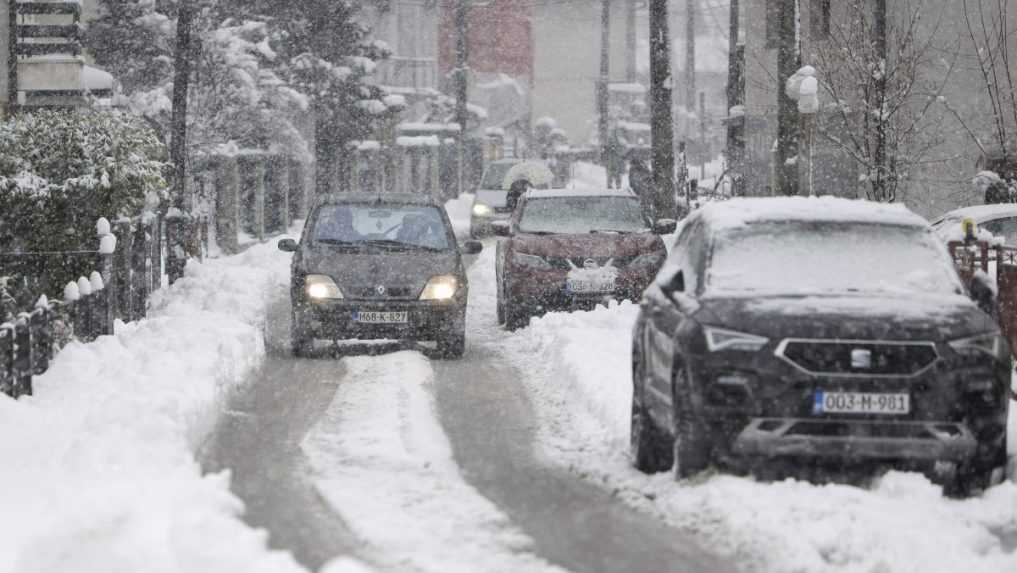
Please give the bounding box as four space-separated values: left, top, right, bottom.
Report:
472 202 494 217
513 252 552 270
420 275 459 300
630 252 666 269
703 326 769 352
949 332 1010 361
305 274 343 300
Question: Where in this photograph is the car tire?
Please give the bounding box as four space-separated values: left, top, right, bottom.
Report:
291 312 313 358
671 366 712 480
631 345 674 473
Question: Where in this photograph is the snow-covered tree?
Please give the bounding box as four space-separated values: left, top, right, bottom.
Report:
0 110 168 253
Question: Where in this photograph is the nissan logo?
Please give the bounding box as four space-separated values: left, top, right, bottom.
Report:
376 285 386 295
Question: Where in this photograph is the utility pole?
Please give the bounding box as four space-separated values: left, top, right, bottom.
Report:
684 0 695 114
455 0 469 197
598 0 611 186
649 0 676 218
775 0 799 196
625 0 637 82
873 0 888 201
725 0 742 195
167 1 195 284
7 0 18 117
699 91 706 179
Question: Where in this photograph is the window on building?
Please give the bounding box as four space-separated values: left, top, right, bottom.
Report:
811 0 831 40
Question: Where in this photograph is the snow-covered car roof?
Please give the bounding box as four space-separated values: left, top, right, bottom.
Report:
524 187 637 199
929 203 1017 225
695 197 928 231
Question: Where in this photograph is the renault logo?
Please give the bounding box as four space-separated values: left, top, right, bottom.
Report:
851 348 872 369
583 259 598 269
376 285 386 296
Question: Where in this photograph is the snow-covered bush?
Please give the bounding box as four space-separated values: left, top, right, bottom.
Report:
0 109 168 254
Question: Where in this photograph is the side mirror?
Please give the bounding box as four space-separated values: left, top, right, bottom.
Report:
462 240 484 255
277 238 298 252
663 269 685 294
491 220 512 237
653 218 677 235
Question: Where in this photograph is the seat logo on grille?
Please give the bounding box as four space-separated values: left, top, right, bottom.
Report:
583 258 598 269
851 348 872 369
376 285 386 295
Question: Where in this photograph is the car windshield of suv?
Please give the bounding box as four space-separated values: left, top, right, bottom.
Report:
312 203 450 251
517 196 648 235
707 221 963 296
480 163 516 189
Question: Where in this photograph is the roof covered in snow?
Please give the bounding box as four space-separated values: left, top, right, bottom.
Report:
525 188 637 199
695 197 929 231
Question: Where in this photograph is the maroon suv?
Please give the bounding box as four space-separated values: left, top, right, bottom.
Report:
494 189 674 329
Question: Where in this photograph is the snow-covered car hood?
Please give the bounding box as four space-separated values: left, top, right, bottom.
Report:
511 232 664 259
695 293 995 342
475 189 508 209
300 246 461 292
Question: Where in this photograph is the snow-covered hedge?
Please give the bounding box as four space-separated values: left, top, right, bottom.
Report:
0 110 167 253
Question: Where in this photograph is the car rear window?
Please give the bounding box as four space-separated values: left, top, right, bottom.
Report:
707 221 962 296
517 196 648 235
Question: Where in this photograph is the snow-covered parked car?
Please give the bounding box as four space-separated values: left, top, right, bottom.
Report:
494 188 675 330
470 159 555 238
631 197 1010 496
278 193 483 359
930 203 1017 244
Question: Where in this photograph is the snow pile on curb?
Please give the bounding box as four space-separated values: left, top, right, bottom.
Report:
302 351 563 573
445 193 475 239
0 239 304 573
503 304 1017 573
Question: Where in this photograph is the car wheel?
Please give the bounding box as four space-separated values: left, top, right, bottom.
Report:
291 312 313 358
631 345 674 473
671 366 712 480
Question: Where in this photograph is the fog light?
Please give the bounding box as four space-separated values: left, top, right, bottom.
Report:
716 373 751 386
965 379 995 392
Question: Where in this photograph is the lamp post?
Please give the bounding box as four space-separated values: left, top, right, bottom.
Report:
786 66 818 197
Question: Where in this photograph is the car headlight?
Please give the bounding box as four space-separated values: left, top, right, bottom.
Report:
472 202 493 217
512 252 553 270
629 252 666 269
949 332 1010 361
305 274 343 300
703 326 769 352
420 275 459 300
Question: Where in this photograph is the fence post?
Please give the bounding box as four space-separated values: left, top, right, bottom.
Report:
0 323 12 397
267 154 291 233
254 157 266 240
290 159 308 221
114 218 133 322
13 313 32 397
132 217 150 320
76 277 93 340
31 298 52 377
98 220 117 333
216 156 240 254
151 215 163 292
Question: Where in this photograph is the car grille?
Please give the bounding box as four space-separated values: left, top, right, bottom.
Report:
343 285 419 301
775 339 939 377
544 255 637 271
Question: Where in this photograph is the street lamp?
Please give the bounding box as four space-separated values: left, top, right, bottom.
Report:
786 66 819 197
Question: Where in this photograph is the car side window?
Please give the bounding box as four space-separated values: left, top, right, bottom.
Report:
981 217 1017 245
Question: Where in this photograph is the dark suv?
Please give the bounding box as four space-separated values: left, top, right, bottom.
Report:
279 193 482 358
631 198 1011 495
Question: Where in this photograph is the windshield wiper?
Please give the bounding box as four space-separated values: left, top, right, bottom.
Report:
520 230 556 236
361 239 443 252
316 238 361 247
590 229 637 234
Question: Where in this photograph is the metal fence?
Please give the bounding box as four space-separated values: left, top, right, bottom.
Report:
0 213 210 398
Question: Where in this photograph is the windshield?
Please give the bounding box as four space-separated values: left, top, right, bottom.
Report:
707 222 963 296
311 203 451 251
480 163 517 189
517 196 648 234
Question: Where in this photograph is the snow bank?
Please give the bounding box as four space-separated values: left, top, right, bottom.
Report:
0 238 304 573
502 303 1017 573
301 352 562 573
